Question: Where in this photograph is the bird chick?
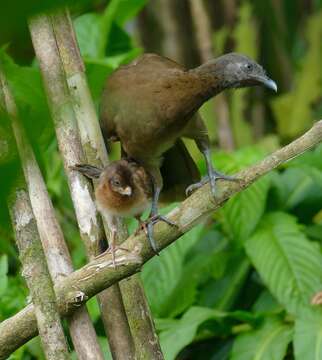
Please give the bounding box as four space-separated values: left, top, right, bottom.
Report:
72 159 154 264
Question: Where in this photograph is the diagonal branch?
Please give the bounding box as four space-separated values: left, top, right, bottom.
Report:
0 119 321 359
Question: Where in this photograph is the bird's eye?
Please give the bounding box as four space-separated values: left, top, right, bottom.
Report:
245 63 253 72
112 179 121 186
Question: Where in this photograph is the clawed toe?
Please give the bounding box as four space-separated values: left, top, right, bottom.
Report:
138 215 177 255
186 172 239 196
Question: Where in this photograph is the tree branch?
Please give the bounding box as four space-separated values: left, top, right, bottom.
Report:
0 120 321 358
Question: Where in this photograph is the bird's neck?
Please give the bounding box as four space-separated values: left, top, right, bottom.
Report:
190 62 228 101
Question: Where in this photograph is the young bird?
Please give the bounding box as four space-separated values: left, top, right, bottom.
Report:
100 53 277 251
72 159 153 264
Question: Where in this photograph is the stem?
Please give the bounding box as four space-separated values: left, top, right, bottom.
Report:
50 8 163 359
7 178 70 360
1 119 321 358
0 39 104 360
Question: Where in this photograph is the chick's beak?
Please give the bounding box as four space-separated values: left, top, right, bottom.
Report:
120 186 132 196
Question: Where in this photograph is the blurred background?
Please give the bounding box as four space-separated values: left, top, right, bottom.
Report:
0 0 321 359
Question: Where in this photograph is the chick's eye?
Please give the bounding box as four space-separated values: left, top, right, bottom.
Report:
112 179 120 186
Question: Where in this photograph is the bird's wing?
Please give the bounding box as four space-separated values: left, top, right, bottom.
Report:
100 54 186 129
160 139 200 203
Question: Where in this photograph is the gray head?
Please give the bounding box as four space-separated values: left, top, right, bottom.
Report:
197 53 277 92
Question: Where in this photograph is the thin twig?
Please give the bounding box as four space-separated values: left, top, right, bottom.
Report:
1 120 321 359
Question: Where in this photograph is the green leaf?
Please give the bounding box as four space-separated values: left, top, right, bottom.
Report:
111 0 148 25
230 317 293 360
0 51 53 146
162 230 228 317
159 307 225 360
215 148 271 243
220 175 270 242
198 251 250 311
245 212 322 315
294 314 322 360
74 13 103 58
86 49 142 101
0 254 8 296
74 0 147 58
280 166 322 210
141 225 203 318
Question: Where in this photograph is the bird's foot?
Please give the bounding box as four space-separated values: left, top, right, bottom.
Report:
186 171 239 197
95 244 130 268
138 215 177 255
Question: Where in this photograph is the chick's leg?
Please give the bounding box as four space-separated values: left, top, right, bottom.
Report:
97 213 129 268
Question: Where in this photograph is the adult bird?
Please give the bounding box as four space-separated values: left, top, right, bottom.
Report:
100 53 277 251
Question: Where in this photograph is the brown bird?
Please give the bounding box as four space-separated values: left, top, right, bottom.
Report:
72 159 154 262
100 53 277 250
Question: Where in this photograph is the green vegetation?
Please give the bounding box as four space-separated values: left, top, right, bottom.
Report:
0 0 321 359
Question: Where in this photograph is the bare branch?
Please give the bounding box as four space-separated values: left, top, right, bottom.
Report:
1 120 321 359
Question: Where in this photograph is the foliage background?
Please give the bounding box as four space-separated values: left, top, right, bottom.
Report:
0 0 322 359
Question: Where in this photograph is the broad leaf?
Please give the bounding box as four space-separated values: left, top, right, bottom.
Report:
159 307 225 360
215 148 271 243
230 317 293 360
141 225 203 318
294 314 322 360
245 212 322 315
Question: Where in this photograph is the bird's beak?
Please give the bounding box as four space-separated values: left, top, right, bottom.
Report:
259 77 278 92
119 186 132 196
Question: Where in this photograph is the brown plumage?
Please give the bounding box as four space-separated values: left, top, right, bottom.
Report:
100 53 277 252
72 159 153 262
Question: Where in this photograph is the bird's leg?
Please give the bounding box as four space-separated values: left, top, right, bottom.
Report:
96 214 129 268
141 168 176 254
186 139 238 196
